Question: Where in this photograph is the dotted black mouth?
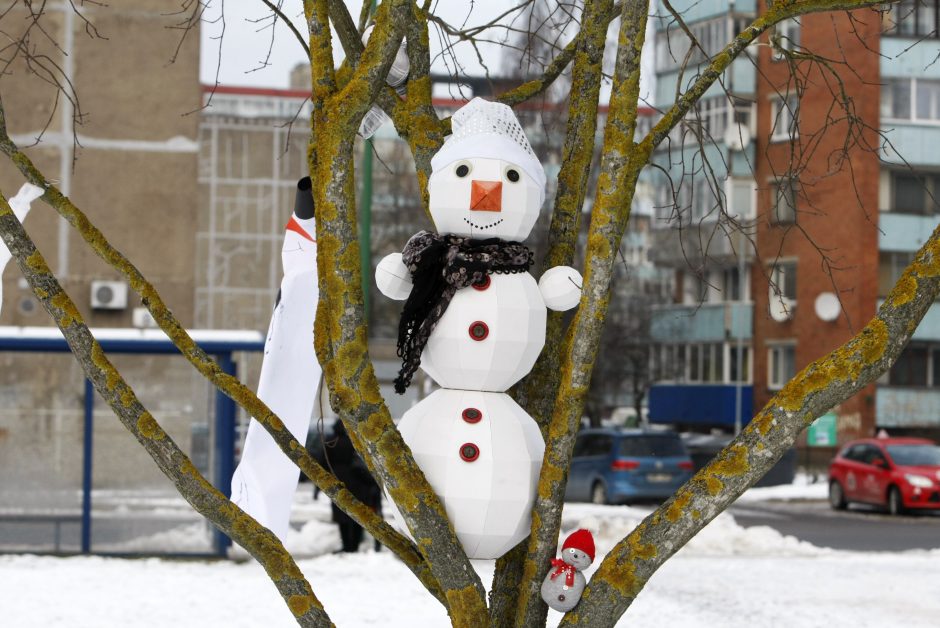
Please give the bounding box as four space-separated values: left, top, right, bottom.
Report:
463 217 504 230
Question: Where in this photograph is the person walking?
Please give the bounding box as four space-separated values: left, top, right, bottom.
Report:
312 420 381 552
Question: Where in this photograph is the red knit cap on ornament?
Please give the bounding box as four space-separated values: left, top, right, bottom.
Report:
561 529 595 562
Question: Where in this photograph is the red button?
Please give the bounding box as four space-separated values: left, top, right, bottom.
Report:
472 276 491 291
462 408 482 423
468 321 489 341
459 443 480 462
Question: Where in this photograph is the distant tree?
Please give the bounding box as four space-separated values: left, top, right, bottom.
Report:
1 1 938 627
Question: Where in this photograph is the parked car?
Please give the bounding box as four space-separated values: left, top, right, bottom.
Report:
828 437 940 515
565 429 694 504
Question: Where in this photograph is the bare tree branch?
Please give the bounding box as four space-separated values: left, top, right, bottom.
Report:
259 0 311 57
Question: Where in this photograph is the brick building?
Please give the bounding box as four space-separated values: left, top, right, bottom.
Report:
648 0 940 445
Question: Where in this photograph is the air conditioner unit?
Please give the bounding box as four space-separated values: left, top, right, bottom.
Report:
90 280 128 310
132 307 158 329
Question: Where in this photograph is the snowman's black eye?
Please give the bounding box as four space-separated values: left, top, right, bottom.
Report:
506 168 520 183
456 163 470 177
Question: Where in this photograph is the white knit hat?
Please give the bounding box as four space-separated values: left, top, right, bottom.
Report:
431 98 546 201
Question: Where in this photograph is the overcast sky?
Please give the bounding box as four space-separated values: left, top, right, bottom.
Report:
198 1 652 103
201 1 517 88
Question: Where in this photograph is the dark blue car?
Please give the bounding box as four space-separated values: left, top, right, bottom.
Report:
565 429 694 504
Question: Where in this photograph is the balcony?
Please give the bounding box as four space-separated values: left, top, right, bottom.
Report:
877 387 940 428
649 221 755 268
881 39 940 81
655 57 755 109
880 125 940 168
651 302 753 343
879 213 940 252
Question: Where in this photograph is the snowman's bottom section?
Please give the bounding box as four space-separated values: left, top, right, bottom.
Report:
387 388 545 560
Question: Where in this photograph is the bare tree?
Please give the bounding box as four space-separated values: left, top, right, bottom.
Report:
2 1 938 627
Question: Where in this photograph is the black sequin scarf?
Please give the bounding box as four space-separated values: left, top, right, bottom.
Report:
393 230 533 393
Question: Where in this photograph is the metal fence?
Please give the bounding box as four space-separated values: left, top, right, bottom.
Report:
0 327 264 557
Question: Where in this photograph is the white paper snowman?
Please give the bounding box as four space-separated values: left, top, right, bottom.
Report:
230 177 322 543
376 98 582 559
0 183 45 317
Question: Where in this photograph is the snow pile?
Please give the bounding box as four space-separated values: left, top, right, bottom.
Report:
737 474 829 503
561 502 824 559
97 522 213 553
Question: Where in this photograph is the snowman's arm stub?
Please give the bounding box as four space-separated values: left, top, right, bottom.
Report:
539 265 582 311
376 252 412 300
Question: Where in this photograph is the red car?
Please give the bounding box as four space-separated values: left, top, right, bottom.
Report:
828 437 940 515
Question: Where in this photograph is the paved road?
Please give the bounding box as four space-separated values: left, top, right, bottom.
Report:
729 500 940 552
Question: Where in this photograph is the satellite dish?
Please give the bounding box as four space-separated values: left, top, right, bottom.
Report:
769 294 794 322
723 124 752 151
814 292 840 322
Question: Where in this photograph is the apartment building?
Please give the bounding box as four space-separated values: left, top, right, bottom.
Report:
647 0 940 444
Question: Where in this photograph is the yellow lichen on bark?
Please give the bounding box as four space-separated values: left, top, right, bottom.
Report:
710 443 749 478
889 275 918 307
287 595 314 618
137 413 166 441
445 585 487 627
773 319 888 414
665 491 692 522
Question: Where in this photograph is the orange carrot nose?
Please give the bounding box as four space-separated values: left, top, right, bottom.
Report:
470 180 502 212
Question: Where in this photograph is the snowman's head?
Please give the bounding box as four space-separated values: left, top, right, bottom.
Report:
563 547 592 570
428 98 545 241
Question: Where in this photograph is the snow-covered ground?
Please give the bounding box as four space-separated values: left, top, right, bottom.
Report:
3 478 939 627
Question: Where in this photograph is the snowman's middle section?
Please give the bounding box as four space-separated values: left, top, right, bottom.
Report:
392 274 548 559
421 272 546 391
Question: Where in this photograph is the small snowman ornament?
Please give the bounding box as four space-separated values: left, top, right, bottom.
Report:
375 98 582 559
540 528 595 613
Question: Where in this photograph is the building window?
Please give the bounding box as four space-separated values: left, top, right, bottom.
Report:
722 267 750 302
770 178 798 224
653 343 751 384
772 18 801 60
768 261 797 321
770 94 799 142
918 79 940 119
881 343 940 386
688 343 724 383
654 16 733 73
770 261 797 301
729 345 752 383
889 344 929 386
884 1 939 38
881 78 940 122
682 272 706 305
733 98 756 134
697 96 729 140
879 251 916 296
728 178 757 219
932 349 940 386
888 171 940 214
882 78 913 119
691 177 713 221
768 344 796 390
